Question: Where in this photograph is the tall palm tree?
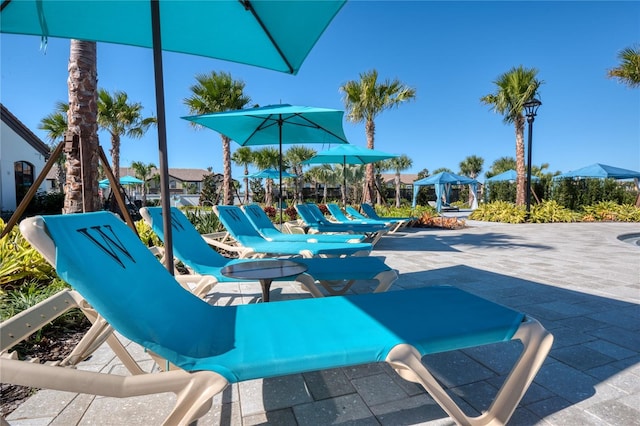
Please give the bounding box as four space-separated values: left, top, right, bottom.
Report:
130 161 156 204
97 89 156 182
459 155 484 206
284 145 317 204
39 101 69 191
340 69 416 204
65 40 100 213
252 147 280 206
231 146 254 205
607 45 640 88
480 66 543 206
387 154 413 207
184 71 252 205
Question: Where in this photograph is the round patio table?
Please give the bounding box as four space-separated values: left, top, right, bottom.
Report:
220 259 307 302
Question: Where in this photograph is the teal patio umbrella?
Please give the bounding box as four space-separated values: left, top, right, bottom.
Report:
183 104 350 222
1 0 345 271
248 168 296 180
302 144 398 205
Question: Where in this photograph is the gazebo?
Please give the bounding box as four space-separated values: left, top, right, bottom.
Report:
412 172 478 211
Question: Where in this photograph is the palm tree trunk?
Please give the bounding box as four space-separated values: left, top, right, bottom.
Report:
395 173 401 207
243 165 249 204
365 119 376 204
64 40 99 214
110 133 121 181
222 135 233 205
514 115 526 206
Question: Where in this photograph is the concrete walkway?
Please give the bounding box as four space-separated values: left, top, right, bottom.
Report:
5 219 640 425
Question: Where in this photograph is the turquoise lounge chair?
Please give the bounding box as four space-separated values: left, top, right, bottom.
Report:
241 203 366 244
327 203 405 234
214 205 372 258
10 211 553 426
343 205 404 233
361 203 416 227
141 207 397 298
296 204 388 245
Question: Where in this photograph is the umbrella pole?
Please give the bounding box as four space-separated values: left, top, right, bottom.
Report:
343 157 346 207
278 117 283 224
151 0 174 274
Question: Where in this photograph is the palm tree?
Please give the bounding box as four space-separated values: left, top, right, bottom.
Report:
607 45 640 88
485 157 516 179
65 40 100 213
97 89 156 181
252 147 280 206
130 161 156 204
387 155 413 207
284 145 317 204
39 101 69 191
480 66 543 206
459 155 484 206
340 69 416 204
184 71 252 205
231 146 254 204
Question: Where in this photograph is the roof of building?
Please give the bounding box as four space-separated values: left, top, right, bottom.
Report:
380 173 420 185
1 103 50 157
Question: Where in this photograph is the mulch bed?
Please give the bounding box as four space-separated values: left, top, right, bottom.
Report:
1 324 90 417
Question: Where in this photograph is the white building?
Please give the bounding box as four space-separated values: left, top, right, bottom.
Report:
1 104 51 212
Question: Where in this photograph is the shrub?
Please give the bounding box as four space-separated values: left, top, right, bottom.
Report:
0 218 55 292
528 200 577 223
580 202 640 222
263 206 276 219
469 201 527 223
284 206 298 221
183 207 222 234
135 219 162 247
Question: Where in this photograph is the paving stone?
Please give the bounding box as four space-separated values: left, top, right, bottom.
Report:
343 363 384 380
586 399 640 425
244 408 297 426
588 326 640 352
196 401 242 426
370 394 450 425
422 351 496 388
292 393 377 425
351 373 408 406
533 362 598 403
303 368 356 400
238 374 312 416
49 394 94 426
80 393 175 425
550 345 617 370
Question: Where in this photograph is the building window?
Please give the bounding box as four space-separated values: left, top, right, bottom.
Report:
169 179 177 189
14 161 35 205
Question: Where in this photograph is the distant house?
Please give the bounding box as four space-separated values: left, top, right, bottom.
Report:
0 104 51 212
117 167 212 195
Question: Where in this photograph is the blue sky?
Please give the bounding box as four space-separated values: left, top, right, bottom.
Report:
2 1 639 183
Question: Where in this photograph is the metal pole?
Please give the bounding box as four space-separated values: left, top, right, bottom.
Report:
151 0 174 274
525 115 534 215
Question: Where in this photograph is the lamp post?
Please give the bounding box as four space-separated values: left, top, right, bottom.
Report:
523 98 542 216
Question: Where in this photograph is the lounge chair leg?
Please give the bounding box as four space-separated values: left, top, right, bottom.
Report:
385 318 552 426
372 269 399 293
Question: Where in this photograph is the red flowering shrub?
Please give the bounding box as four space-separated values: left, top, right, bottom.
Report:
284 206 298 221
263 206 276 219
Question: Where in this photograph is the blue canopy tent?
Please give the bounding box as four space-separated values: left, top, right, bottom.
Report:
485 170 540 201
552 163 640 181
485 170 540 183
412 172 478 211
552 164 640 203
